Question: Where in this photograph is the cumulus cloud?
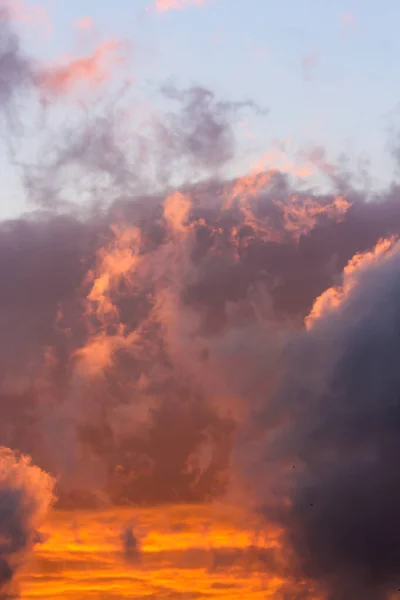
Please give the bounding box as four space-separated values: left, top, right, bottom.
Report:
240 237 400 598
0 447 55 596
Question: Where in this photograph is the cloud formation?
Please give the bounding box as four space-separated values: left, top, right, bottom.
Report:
1 9 400 599
239 236 400 598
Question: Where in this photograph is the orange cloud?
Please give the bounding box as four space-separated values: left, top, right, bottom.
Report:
39 41 124 95
277 194 350 242
163 191 192 233
153 0 206 13
74 225 142 377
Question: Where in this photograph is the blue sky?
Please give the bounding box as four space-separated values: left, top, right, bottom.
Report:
2 0 400 219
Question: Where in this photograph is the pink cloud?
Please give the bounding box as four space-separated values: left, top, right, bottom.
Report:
1 0 52 33
39 41 125 96
153 0 206 13
341 12 355 26
75 16 95 31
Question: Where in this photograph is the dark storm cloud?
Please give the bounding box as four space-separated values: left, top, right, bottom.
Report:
247 238 400 599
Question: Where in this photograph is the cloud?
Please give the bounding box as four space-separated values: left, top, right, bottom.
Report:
121 523 141 562
159 84 267 170
38 41 125 96
75 16 95 32
21 504 287 598
153 0 206 13
3 162 400 513
0 447 55 596
0 0 51 33
0 8 35 120
240 236 400 598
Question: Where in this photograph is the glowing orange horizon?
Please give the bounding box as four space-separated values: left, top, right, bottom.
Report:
20 504 289 599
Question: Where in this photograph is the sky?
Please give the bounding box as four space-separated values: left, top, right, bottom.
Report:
2 0 400 219
3 2 400 599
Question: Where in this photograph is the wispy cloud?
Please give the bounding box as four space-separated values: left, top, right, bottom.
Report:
0 0 51 33
75 16 95 32
152 0 206 14
38 41 125 96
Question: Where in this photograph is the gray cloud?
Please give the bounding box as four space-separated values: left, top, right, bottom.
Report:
246 238 400 599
